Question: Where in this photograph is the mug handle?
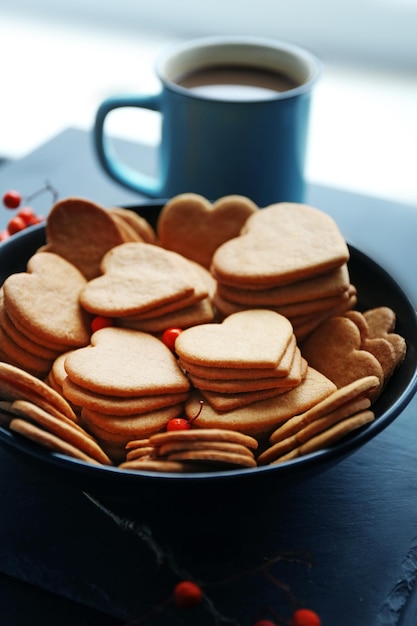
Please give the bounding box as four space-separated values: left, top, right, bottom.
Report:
93 94 163 197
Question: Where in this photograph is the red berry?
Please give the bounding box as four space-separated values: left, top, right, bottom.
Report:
2 190 21 209
290 608 321 626
91 316 114 333
173 580 203 608
16 207 44 227
162 327 183 353
16 206 36 224
7 215 27 235
26 214 44 226
166 417 191 431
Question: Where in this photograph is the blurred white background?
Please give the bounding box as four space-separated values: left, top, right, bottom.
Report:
0 0 416 206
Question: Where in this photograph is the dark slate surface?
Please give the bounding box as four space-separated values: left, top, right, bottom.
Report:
0 128 417 626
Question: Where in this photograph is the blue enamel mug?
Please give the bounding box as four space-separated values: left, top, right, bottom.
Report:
93 36 321 206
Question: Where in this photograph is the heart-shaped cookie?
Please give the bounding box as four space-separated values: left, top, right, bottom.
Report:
79 242 208 317
45 197 137 280
300 315 384 399
364 307 407 365
175 309 294 369
211 202 350 287
344 310 397 381
64 327 190 396
157 193 258 268
3 251 91 349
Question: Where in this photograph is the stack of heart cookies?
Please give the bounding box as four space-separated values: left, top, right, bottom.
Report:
183 367 337 440
257 376 379 465
0 361 112 465
58 327 191 462
211 203 356 340
79 242 216 334
0 251 91 378
175 309 306 410
120 428 259 472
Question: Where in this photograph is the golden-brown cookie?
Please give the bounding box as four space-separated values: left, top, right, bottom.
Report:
118 298 215 333
9 418 107 465
122 427 259 471
175 309 294 369
266 410 375 464
184 367 337 439
211 202 349 287
110 207 157 243
62 376 189 416
217 264 350 305
63 327 190 397
8 399 112 465
300 316 385 397
149 427 259 449
0 295 59 360
81 403 185 463
3 251 91 350
44 197 137 280
178 334 297 380
363 307 407 369
79 243 208 318
0 361 79 423
268 375 379 444
157 193 258 268
0 324 53 378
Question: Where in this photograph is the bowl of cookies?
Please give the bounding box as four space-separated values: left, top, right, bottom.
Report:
0 194 416 515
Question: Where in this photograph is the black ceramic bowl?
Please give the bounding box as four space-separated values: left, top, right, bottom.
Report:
0 202 416 523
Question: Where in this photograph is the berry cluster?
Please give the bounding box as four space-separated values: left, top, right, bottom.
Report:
172 579 321 625
1 181 58 242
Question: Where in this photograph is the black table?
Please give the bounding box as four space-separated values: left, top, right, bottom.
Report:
0 128 417 626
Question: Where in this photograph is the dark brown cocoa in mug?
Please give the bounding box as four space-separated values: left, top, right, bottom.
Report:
175 64 300 100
